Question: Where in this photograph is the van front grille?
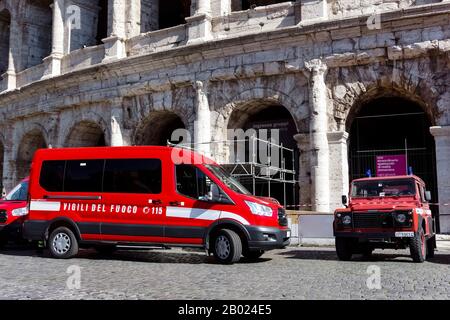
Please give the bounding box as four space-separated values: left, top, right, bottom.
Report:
0 210 7 223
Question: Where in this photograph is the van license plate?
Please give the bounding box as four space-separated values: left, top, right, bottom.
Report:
395 232 414 238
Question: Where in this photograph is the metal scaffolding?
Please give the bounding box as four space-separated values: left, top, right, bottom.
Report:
171 136 297 208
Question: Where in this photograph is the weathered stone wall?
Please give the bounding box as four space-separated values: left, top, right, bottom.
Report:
0 0 449 231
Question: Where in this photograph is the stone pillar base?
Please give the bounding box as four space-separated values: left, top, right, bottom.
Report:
102 36 127 63
42 53 63 79
186 14 212 45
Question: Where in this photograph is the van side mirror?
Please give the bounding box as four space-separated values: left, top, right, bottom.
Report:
342 195 348 207
209 183 221 202
425 191 432 202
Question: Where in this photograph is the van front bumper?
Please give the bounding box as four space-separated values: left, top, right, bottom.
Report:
245 226 291 250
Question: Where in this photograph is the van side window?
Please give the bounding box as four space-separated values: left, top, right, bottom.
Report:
40 161 66 191
64 160 104 192
176 165 209 200
103 159 162 194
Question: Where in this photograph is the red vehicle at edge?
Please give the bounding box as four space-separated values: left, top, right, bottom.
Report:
0 178 29 247
23 146 291 264
334 175 436 263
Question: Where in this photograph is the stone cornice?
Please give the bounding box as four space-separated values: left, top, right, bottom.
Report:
0 3 450 108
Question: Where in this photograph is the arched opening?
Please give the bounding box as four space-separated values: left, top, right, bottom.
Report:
141 0 159 33
348 96 439 228
135 111 186 146
17 130 47 181
0 9 11 75
0 142 4 196
231 0 288 11
227 103 299 208
24 0 52 69
158 0 191 30
96 0 109 45
65 121 106 147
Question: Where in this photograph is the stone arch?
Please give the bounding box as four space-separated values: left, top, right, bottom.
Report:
220 88 305 133
16 128 47 181
134 110 187 146
61 111 111 147
0 7 11 75
65 121 107 147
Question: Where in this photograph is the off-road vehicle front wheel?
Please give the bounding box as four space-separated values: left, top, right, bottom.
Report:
410 227 426 263
335 237 353 261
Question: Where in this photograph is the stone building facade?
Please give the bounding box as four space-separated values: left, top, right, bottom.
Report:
0 0 449 232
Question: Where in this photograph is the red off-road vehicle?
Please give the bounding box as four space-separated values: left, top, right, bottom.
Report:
334 175 436 263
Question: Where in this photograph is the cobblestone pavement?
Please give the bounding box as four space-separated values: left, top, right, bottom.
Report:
0 245 448 300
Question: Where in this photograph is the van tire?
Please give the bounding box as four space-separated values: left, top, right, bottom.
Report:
410 227 426 263
212 229 242 264
335 237 353 261
242 249 265 260
426 236 435 259
48 227 79 259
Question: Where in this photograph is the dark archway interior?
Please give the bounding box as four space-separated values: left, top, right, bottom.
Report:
65 121 106 147
159 0 191 30
0 9 11 75
17 131 47 182
137 112 186 146
96 0 109 44
349 96 439 229
228 104 299 208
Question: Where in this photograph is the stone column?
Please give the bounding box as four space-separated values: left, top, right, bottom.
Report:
2 124 15 192
430 126 450 234
4 18 21 91
43 0 65 78
194 81 211 157
186 0 212 44
125 0 141 38
327 131 349 210
299 0 328 25
103 0 127 62
306 59 330 212
110 98 132 147
294 133 312 210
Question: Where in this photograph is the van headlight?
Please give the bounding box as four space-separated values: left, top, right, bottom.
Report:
245 201 273 217
12 207 29 217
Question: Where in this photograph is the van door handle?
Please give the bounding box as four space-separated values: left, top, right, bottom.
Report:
169 201 181 206
152 199 162 205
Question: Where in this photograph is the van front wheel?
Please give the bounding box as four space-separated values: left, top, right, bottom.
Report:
212 229 242 264
48 227 79 259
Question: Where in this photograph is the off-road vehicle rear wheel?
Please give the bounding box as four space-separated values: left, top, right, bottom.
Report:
410 227 426 263
426 236 435 259
335 237 353 261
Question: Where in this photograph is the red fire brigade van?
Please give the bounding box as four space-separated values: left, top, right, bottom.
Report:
0 178 29 247
23 146 290 264
334 175 436 263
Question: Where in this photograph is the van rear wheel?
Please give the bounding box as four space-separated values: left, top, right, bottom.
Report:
212 229 242 264
48 227 79 259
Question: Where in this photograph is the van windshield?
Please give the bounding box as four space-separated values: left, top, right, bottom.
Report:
205 165 251 195
351 179 416 198
5 181 29 201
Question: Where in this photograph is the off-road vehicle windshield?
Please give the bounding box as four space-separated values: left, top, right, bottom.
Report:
351 178 416 198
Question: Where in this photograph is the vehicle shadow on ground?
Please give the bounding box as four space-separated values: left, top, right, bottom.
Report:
279 248 450 264
0 246 272 265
